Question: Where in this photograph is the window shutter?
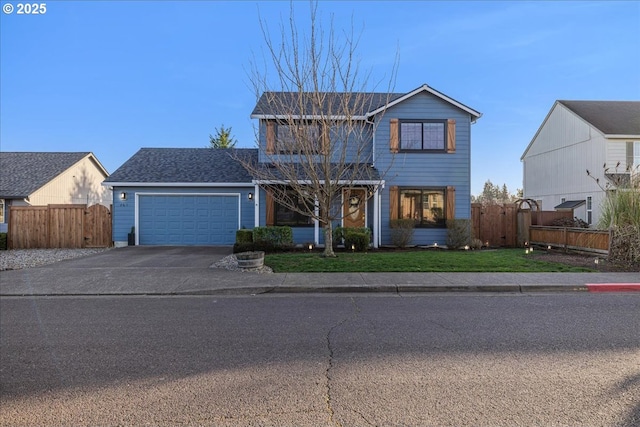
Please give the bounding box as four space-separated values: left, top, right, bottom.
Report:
389 186 399 221
266 189 274 226
446 186 455 220
390 119 399 153
447 119 456 153
266 122 275 155
321 123 330 155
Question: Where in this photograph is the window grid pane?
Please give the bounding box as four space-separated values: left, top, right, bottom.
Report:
399 189 446 227
423 123 444 150
400 123 422 150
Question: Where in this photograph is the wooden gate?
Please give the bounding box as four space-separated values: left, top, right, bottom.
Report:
8 204 112 249
471 203 517 247
84 204 112 247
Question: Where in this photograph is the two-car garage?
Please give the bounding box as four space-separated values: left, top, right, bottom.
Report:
137 194 240 245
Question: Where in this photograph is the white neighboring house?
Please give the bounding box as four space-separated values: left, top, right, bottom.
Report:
521 100 640 227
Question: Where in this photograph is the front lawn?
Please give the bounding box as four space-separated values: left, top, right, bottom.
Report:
264 248 596 273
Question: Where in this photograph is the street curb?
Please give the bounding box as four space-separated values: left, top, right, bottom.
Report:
586 283 640 292
4 283 640 297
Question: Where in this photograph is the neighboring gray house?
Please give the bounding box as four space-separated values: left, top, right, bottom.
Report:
0 152 111 233
521 101 640 226
104 84 481 247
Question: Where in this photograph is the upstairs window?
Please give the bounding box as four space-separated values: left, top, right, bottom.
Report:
276 123 321 154
400 120 446 151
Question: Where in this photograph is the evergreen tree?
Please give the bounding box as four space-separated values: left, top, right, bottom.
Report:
209 124 237 148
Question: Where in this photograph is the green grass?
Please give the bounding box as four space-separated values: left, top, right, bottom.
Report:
264 249 595 273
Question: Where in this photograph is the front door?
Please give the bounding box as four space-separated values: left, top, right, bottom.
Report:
343 188 366 228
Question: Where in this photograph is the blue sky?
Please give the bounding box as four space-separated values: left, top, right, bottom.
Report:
2 1 639 196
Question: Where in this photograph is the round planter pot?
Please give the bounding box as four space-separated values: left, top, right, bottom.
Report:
236 251 265 269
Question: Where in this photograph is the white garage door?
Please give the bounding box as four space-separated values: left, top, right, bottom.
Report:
138 194 239 245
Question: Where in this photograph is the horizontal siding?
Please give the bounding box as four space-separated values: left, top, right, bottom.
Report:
257 120 373 164
373 91 473 245
112 186 254 245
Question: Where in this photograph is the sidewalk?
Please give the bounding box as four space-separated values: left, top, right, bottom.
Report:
1 266 638 296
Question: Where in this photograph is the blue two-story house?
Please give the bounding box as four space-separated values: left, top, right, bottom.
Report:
104 84 481 247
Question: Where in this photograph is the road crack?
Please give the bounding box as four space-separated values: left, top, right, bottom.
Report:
325 297 361 426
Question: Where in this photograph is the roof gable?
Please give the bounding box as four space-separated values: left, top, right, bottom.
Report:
0 152 102 199
521 100 640 160
251 84 482 120
104 148 256 184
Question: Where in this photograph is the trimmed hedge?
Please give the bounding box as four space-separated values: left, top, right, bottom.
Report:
0 233 6 250
343 227 371 252
236 229 253 244
253 226 293 247
233 226 293 254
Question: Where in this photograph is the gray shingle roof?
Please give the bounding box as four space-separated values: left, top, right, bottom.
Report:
251 91 406 117
104 148 256 184
0 152 91 199
559 101 640 135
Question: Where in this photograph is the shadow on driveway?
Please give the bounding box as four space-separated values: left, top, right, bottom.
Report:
48 246 233 269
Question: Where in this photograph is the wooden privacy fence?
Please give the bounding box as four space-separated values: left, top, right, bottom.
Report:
8 204 112 249
529 226 610 255
471 203 574 248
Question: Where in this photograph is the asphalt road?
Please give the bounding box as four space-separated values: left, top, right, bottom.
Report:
1 293 639 426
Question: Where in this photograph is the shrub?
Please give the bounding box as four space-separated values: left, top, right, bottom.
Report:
236 229 253 244
470 238 483 250
446 219 471 250
0 233 6 250
344 228 370 252
332 226 345 247
252 226 293 250
233 241 277 254
390 219 415 248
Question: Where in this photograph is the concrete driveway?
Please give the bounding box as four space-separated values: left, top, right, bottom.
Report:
48 246 233 269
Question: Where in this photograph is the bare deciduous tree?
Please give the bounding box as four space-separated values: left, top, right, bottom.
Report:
239 1 397 257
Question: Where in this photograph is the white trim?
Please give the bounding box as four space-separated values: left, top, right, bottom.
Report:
373 187 379 249
366 84 482 119
103 182 252 188
253 183 260 227
254 179 384 186
134 192 241 245
603 134 640 139
314 197 320 245
251 114 368 121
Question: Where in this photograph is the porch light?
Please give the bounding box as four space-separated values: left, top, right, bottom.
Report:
248 192 253 200
119 192 127 201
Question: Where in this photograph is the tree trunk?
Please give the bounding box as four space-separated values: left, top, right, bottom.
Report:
322 223 336 257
